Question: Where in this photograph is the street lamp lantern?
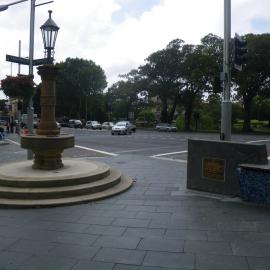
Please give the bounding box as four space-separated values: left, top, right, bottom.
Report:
40 10 59 63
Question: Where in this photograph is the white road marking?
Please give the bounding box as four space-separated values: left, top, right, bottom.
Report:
75 145 118 156
6 139 20 145
246 139 270 143
151 156 187 163
151 150 188 158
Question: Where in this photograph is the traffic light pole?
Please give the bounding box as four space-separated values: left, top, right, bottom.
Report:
221 0 232 141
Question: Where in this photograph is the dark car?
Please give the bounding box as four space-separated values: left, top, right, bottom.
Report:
155 123 177 132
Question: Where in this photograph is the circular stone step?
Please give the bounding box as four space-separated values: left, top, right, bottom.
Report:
0 169 122 200
0 159 133 208
0 159 110 187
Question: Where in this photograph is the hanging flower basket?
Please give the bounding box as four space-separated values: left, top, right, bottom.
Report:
1 75 34 99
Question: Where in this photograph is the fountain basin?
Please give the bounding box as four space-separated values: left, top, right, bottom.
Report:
21 133 74 170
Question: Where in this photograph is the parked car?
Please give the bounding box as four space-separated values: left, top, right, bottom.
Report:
0 120 7 126
69 119 83 128
155 123 177 132
102 122 114 130
111 121 133 135
85 121 102 130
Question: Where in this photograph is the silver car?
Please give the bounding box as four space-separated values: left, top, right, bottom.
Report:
155 123 177 132
86 121 102 130
111 121 132 135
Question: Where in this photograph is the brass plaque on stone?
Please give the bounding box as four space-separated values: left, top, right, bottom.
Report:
202 157 225 182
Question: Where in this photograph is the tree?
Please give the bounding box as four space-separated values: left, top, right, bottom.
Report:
55 58 107 119
107 80 139 121
180 42 221 130
233 33 270 131
138 39 185 123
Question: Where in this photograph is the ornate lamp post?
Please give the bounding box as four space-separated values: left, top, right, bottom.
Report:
40 10 59 63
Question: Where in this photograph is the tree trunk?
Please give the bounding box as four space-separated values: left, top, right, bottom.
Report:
184 105 192 131
242 98 252 132
160 97 168 123
168 94 178 124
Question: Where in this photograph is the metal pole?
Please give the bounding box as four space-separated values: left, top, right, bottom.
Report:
220 0 232 141
18 40 21 74
27 0 35 159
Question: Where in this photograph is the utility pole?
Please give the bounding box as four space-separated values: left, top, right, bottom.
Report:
220 0 232 141
27 0 35 159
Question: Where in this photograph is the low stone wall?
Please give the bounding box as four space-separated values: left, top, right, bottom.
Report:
187 139 268 196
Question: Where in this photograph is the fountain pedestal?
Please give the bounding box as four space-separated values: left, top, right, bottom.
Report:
21 65 74 170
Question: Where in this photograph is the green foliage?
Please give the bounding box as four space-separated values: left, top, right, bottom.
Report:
55 58 107 119
175 115 184 130
233 33 270 131
137 109 156 123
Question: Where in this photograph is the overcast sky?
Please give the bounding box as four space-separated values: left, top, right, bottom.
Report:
0 0 269 99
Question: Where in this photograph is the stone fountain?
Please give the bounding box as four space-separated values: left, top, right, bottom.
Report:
21 65 74 170
0 64 133 207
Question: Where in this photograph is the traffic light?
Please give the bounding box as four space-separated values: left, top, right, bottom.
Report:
233 33 247 71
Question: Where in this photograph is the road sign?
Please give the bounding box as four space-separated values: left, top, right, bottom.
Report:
6 55 53 66
33 58 52 66
6 54 29 65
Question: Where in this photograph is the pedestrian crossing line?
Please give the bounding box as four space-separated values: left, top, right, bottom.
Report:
75 145 118 156
151 156 187 163
6 139 20 146
151 150 188 158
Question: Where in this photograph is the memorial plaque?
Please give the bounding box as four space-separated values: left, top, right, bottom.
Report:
202 157 225 182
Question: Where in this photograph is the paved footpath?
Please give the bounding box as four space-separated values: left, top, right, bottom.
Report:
0 136 270 269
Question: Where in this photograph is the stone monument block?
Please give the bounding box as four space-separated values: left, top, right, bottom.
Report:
187 139 268 196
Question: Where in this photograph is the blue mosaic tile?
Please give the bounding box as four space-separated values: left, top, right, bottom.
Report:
237 168 270 205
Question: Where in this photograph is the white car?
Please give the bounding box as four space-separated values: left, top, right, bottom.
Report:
86 121 102 130
111 121 132 135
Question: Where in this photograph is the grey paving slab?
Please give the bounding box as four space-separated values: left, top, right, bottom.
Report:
216 221 258 232
48 243 100 260
112 217 150 228
247 257 270 270
184 240 233 255
19 255 77 270
142 251 195 269
207 231 270 243
71 260 114 270
138 238 184 252
78 215 115 225
165 229 208 241
7 239 57 255
93 235 141 249
123 227 165 238
0 251 32 269
0 236 19 251
231 241 270 257
113 265 168 270
83 225 126 236
94 247 145 265
195 254 250 270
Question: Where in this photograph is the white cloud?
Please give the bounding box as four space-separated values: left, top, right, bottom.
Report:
0 0 270 100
